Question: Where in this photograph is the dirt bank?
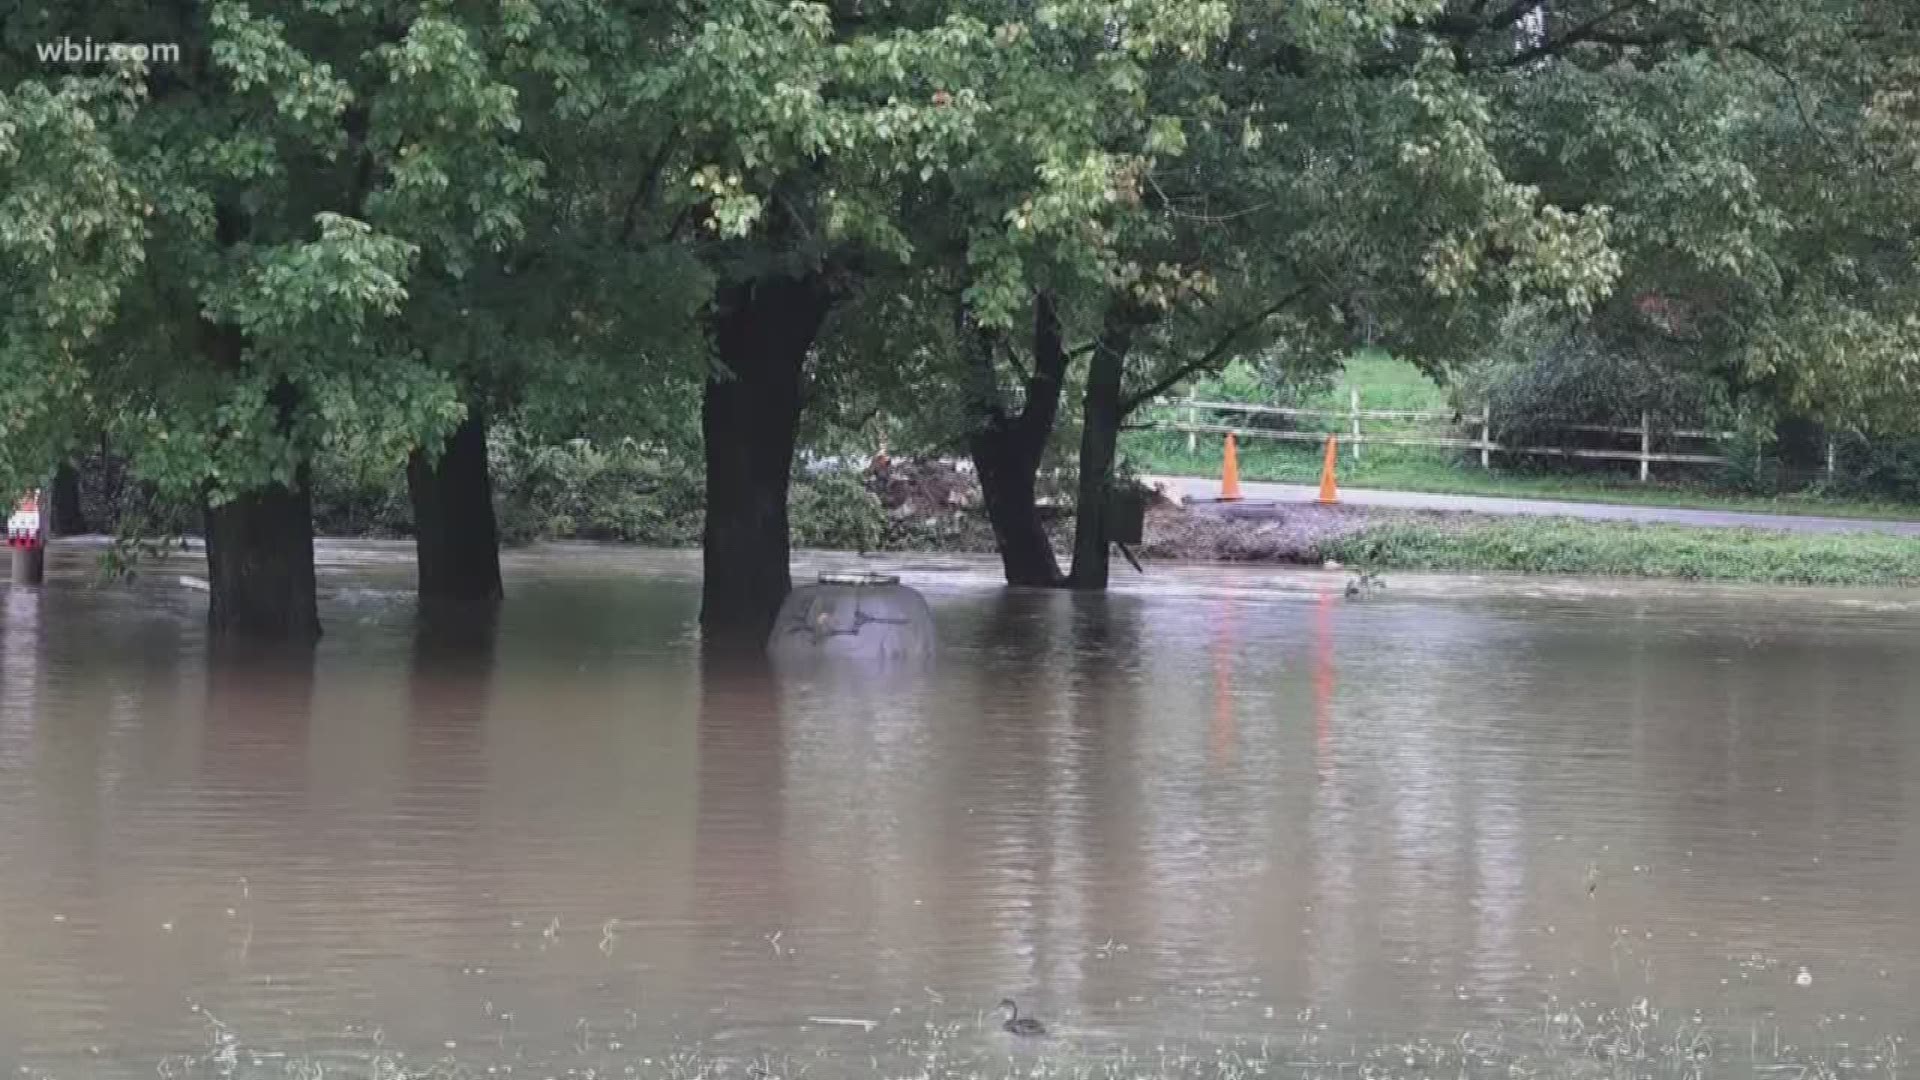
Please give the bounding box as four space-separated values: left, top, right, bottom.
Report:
866 458 1382 565
1135 504 1376 562
854 459 1920 587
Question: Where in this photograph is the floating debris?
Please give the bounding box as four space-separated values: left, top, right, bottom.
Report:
806 1017 878 1031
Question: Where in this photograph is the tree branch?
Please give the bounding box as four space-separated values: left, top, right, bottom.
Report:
1496 0 1671 69
1119 286 1311 414
995 329 1031 384
960 300 1008 423
619 128 682 247
1421 0 1545 38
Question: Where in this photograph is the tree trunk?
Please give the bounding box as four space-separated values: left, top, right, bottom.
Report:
701 275 834 654
971 427 1062 586
968 292 1069 587
198 318 320 644
408 408 503 615
50 463 87 536
1068 317 1134 590
204 471 320 643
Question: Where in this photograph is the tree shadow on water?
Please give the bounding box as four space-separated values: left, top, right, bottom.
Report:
1063 588 1145 671
406 604 500 791
974 589 1066 673
693 652 790 928
200 640 316 795
411 601 502 679
973 587 1147 675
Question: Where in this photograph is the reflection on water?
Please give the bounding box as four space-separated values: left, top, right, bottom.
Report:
1 548 1919 1076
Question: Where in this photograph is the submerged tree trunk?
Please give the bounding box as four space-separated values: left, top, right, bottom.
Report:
971 429 1061 586
204 471 321 643
198 316 322 643
701 274 834 654
1068 317 1134 590
967 292 1069 587
408 408 503 615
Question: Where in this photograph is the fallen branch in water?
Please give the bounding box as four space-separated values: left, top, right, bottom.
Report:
806 1017 878 1031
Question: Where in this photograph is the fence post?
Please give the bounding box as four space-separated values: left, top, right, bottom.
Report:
1349 387 1361 461
1479 405 1491 470
1825 437 1836 484
1186 389 1197 454
1639 410 1651 483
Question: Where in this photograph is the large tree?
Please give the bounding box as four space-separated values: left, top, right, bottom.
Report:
2 2 571 638
842 0 1624 589
1451 0 1920 437
935 0 1906 589
386 0 706 616
627 0 1204 645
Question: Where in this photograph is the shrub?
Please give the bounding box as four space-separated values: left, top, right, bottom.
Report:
1827 433 1920 503
1459 326 1731 450
790 467 888 550
310 448 412 537
1713 421 1783 495
489 426 704 545
68 445 198 537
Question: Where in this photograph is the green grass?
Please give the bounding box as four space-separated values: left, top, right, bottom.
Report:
1127 434 1920 521
1322 515 1920 587
1132 354 1920 523
1333 349 1452 411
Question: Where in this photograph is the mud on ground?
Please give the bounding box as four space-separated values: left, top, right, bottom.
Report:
1135 504 1377 563
865 459 1396 564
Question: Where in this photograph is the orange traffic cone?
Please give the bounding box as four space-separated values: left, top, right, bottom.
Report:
1317 437 1339 504
1220 434 1242 501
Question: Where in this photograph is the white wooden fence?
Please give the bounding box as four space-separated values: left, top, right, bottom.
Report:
1150 394 1754 483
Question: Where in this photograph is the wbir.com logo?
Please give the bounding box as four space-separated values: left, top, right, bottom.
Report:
35 36 182 64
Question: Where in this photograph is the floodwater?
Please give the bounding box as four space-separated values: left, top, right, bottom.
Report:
3 544 1919 1079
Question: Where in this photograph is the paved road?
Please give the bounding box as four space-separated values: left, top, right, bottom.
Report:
1145 475 1920 537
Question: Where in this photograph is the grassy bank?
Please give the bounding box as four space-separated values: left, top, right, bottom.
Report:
1321 514 1920 587
274 418 1920 589
1130 435 1920 522
1125 354 1920 523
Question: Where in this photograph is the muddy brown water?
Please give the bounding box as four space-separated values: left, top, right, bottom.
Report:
2 543 1918 1078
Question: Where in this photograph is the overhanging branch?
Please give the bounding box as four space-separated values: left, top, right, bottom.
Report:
619 128 683 247
1496 0 1674 69
1118 285 1311 414
1420 0 1547 39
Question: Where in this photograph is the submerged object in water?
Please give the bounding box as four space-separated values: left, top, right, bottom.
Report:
768 572 935 660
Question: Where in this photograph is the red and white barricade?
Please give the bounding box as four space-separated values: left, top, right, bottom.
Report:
7 491 43 550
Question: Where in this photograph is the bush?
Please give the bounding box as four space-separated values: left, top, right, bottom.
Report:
1713 421 1783 495
1827 433 1920 503
310 449 412 537
487 429 967 552
67 425 1026 554
68 445 198 537
1453 312 1734 480
789 467 888 550
489 426 704 545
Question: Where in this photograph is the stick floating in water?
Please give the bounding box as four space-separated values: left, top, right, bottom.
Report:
806 1017 878 1031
